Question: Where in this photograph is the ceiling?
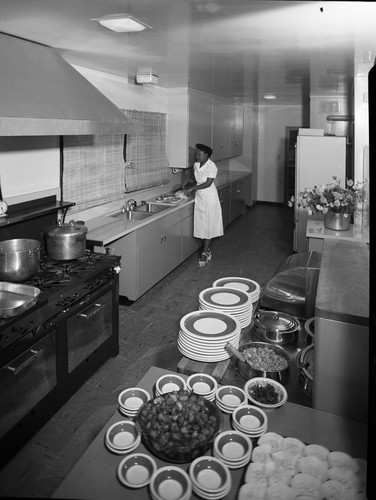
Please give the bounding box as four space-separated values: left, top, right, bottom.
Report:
1 0 376 105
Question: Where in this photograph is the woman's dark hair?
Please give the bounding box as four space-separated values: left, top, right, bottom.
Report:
196 143 213 157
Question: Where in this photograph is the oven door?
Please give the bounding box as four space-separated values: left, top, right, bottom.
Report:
66 280 117 374
0 331 57 440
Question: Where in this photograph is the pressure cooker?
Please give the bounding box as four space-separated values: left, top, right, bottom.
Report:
45 220 87 260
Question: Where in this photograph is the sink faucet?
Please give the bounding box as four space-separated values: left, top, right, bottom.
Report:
126 199 137 211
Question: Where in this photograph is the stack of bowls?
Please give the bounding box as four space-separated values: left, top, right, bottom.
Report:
155 374 187 396
212 277 261 305
199 287 253 329
105 420 141 454
178 310 241 362
215 385 248 414
149 466 192 500
118 387 151 417
189 456 232 499
117 453 157 489
213 430 253 469
187 373 218 401
232 405 268 438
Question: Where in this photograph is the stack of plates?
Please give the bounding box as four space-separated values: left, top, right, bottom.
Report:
189 456 232 499
232 405 268 438
215 385 248 414
105 420 141 454
213 430 253 470
187 373 218 401
213 277 261 304
177 310 241 362
199 287 253 329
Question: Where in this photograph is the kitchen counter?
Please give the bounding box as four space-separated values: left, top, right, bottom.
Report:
86 170 252 247
315 239 369 326
52 366 368 500
306 219 369 253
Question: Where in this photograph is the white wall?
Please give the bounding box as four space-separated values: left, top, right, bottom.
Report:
257 104 303 203
0 136 60 204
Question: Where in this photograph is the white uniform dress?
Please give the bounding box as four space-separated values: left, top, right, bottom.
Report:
193 159 224 239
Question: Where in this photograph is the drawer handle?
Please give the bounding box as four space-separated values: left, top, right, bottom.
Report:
4 348 43 375
77 303 105 320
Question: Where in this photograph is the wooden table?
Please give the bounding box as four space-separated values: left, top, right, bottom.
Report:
52 366 368 500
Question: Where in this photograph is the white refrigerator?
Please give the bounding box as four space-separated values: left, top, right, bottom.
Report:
293 134 347 252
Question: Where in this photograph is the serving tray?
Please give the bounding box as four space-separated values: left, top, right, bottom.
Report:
0 282 40 318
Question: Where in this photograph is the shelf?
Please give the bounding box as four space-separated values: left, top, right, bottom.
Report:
0 196 75 227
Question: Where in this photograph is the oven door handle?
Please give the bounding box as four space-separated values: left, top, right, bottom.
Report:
77 303 105 320
4 348 43 375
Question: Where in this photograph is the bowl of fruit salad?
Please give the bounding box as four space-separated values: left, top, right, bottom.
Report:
135 389 222 463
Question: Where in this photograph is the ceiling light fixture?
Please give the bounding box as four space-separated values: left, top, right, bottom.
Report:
263 94 277 100
92 14 152 32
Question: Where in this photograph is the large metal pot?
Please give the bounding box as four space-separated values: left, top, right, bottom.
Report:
0 238 41 282
252 310 300 344
45 220 87 260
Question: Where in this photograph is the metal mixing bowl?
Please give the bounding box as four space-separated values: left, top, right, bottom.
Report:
237 341 290 384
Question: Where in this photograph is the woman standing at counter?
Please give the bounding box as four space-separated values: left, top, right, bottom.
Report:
187 143 223 267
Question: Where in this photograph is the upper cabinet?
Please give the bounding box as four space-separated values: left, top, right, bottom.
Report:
167 88 243 169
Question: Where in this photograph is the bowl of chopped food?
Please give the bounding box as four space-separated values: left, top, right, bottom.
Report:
237 342 290 383
244 377 288 409
135 389 223 463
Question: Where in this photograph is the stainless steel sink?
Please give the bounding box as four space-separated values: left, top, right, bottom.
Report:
110 210 154 221
134 203 170 213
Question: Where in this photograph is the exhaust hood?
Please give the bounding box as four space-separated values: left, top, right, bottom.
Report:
0 33 135 136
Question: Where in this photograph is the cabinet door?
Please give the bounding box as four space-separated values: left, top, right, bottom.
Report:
163 221 182 275
188 90 212 164
212 98 230 161
137 229 165 298
230 182 246 221
181 204 201 260
218 186 231 227
229 104 244 157
109 232 137 299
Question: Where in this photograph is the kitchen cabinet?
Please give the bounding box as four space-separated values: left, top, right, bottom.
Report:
137 211 182 297
181 203 201 260
212 97 231 161
218 185 231 227
167 88 212 169
167 89 243 168
229 103 244 158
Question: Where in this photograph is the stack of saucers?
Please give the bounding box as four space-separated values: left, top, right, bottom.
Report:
187 373 218 401
118 387 151 418
189 456 232 499
199 287 253 329
212 277 261 305
215 385 248 414
232 405 268 439
213 430 253 469
178 310 241 362
105 420 141 454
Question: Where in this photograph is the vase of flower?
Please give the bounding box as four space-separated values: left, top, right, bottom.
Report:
324 211 351 231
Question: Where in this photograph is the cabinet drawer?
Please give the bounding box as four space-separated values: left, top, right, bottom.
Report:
0 332 57 439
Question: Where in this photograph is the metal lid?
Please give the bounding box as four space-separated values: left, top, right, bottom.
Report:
46 220 87 239
297 345 314 380
254 310 299 333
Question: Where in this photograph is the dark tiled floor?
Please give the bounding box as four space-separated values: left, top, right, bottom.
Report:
0 204 296 498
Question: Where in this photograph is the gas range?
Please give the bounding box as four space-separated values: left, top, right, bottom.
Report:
0 251 121 355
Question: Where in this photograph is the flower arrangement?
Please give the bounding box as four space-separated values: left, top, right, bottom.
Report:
289 177 367 216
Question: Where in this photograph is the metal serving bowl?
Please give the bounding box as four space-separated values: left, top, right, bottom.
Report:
252 310 300 344
237 341 290 384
